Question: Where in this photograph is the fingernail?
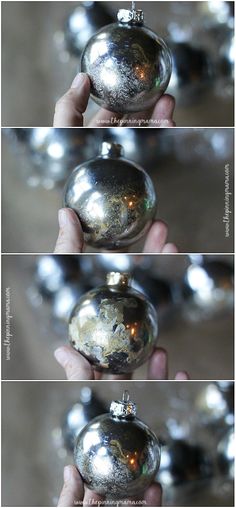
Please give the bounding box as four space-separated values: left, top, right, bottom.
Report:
54 348 67 366
58 209 67 228
71 72 87 89
64 466 72 482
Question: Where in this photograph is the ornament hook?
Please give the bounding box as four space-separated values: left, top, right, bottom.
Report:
122 390 130 403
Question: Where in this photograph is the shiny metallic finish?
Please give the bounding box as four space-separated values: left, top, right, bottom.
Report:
158 439 212 487
217 428 234 480
28 128 95 183
182 260 234 320
65 2 114 56
35 255 80 298
81 8 172 113
74 392 160 497
62 387 107 453
69 271 158 374
195 382 234 425
167 42 213 106
64 142 157 250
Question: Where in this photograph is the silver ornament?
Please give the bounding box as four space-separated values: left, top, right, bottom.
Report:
182 259 234 321
74 390 160 498
65 2 114 56
195 382 234 426
158 439 213 487
27 128 95 184
217 427 234 480
167 42 213 106
68 272 158 374
35 255 80 298
62 387 107 453
63 141 157 250
81 3 172 113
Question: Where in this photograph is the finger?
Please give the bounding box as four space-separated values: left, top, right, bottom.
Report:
83 486 104 507
175 370 190 380
148 348 168 380
54 208 84 253
106 372 133 380
54 345 95 380
54 73 90 127
58 465 84 507
152 94 175 127
161 242 178 253
88 107 121 127
143 221 168 253
144 482 162 507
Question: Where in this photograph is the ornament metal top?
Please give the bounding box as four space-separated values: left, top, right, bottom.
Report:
69 271 158 374
81 2 172 113
63 141 157 250
74 390 161 497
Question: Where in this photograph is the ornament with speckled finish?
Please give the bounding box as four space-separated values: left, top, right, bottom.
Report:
68 272 158 374
63 142 157 250
74 391 161 497
81 5 172 113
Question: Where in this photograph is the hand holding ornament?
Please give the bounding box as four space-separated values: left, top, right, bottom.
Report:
53 72 175 128
54 208 178 254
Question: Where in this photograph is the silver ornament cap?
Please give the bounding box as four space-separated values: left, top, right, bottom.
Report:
117 3 144 25
100 142 124 158
110 390 137 419
106 272 132 287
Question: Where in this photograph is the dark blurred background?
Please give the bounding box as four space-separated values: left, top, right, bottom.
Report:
2 1 234 127
2 381 234 506
2 127 234 253
2 254 234 380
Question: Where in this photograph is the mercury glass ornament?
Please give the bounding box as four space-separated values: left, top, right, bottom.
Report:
35 255 80 299
65 2 114 56
62 387 107 453
63 142 157 250
217 427 234 480
167 42 213 106
195 382 234 426
158 439 212 487
27 128 95 184
68 272 158 374
182 259 234 321
81 3 172 113
74 391 160 497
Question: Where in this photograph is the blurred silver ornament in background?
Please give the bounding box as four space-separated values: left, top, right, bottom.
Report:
64 142 157 250
81 5 172 113
64 2 114 56
26 128 95 187
217 427 234 480
167 42 214 106
61 387 107 453
182 259 234 322
195 382 234 427
158 438 213 487
35 255 80 299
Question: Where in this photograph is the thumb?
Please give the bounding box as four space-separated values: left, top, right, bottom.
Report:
54 72 90 127
54 208 84 253
58 465 84 507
